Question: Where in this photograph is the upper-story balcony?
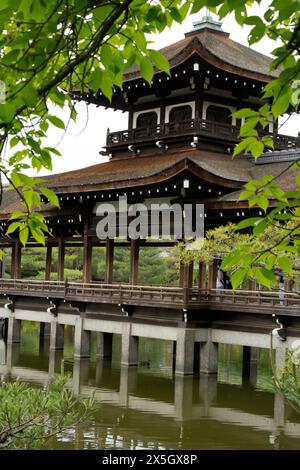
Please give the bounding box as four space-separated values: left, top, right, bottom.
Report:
106 118 300 153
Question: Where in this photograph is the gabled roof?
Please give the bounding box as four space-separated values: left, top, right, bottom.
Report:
124 27 278 83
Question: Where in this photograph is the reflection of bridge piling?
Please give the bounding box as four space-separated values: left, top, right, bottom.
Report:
0 342 296 449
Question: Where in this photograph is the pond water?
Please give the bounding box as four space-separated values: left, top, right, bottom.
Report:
1 324 300 450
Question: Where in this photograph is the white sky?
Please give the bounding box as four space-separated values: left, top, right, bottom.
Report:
28 4 300 175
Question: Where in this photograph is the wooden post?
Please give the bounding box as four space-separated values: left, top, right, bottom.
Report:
83 221 92 283
57 238 65 281
160 102 166 125
285 279 293 292
179 262 184 287
183 262 193 288
208 259 218 289
45 245 52 281
105 239 114 284
248 278 256 290
11 239 21 279
130 239 140 285
198 262 206 289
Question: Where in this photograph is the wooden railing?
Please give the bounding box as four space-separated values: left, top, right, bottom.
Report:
1 279 300 313
106 118 300 151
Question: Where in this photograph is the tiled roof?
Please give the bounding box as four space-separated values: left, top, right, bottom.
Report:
124 29 278 82
0 149 296 219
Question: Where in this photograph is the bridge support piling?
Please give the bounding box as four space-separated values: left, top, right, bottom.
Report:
74 317 91 358
275 345 287 375
48 349 64 375
39 322 50 352
200 331 218 374
242 346 259 386
175 328 195 375
121 323 139 367
5 343 20 370
50 320 64 351
96 332 113 358
7 316 21 344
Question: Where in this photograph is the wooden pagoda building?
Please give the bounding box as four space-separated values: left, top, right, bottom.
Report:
0 16 299 321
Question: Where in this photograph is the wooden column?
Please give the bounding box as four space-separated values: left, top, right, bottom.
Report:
130 239 140 285
105 239 114 284
179 262 184 287
160 102 166 125
248 278 256 290
198 262 206 289
57 238 65 281
11 239 21 279
183 262 193 288
83 221 92 283
285 279 293 292
128 110 134 130
45 245 52 281
208 259 218 289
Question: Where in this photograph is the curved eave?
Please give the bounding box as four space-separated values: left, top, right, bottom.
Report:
124 36 277 84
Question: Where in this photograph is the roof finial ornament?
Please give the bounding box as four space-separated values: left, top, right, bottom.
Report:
190 9 224 34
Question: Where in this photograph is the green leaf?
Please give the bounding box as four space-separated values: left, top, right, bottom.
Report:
19 226 29 247
231 268 247 288
250 140 264 159
233 108 258 119
191 0 206 14
148 49 170 75
272 90 290 118
47 115 65 130
255 267 276 288
21 84 38 107
256 195 269 212
39 187 60 207
235 217 262 230
253 217 268 235
278 255 293 275
6 221 21 235
10 211 26 220
100 44 112 68
139 57 154 84
30 227 46 245
0 103 17 123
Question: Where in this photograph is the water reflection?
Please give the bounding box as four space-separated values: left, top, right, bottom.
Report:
0 336 300 450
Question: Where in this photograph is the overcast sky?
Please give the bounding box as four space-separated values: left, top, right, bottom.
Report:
28 3 300 175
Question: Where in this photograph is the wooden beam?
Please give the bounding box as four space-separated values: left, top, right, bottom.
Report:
105 238 114 284
83 221 92 283
130 238 140 285
45 246 52 281
57 238 65 281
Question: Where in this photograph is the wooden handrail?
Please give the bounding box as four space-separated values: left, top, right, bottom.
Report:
106 118 300 151
1 279 300 310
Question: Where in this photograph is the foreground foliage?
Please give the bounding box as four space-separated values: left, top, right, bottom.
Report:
0 374 95 449
0 0 193 247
